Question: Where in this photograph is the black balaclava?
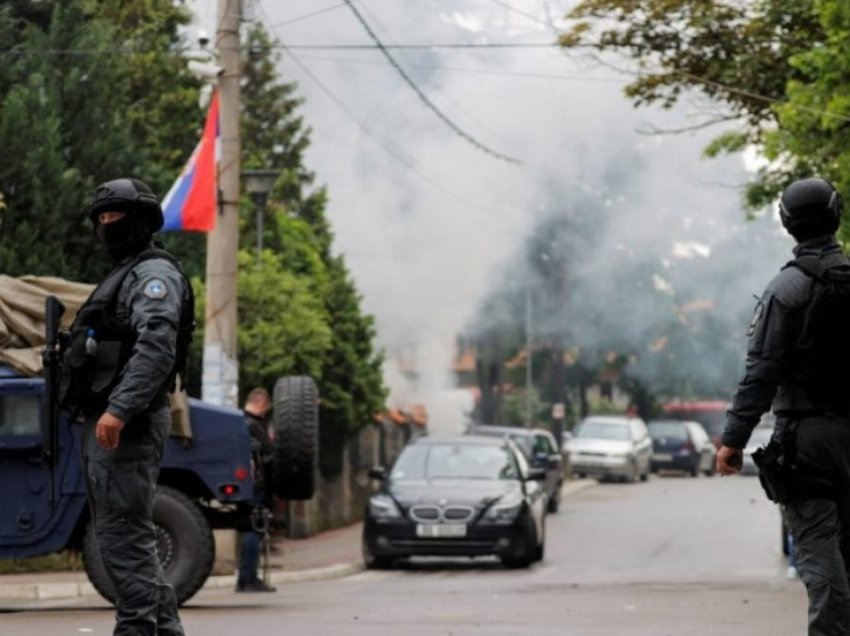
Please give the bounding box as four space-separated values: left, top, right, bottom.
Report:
94 211 152 262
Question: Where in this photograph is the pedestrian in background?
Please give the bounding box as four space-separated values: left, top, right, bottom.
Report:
717 177 850 635
61 179 193 635
236 388 276 592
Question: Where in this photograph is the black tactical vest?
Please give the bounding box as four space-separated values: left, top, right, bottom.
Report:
59 248 194 417
776 254 850 413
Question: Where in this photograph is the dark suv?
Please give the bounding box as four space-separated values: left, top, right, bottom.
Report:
0 368 317 605
466 425 564 512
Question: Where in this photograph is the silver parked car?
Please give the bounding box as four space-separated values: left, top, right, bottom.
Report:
566 416 652 483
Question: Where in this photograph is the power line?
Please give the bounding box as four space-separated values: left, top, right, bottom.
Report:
265 2 347 29
272 42 559 50
341 0 521 164
0 43 563 56
281 46 505 215
293 52 627 83
354 1 509 145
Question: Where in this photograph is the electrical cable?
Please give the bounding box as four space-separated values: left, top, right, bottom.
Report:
266 3 347 29
341 0 521 164
291 52 627 83
282 46 506 215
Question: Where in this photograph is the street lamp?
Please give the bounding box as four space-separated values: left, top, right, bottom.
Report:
242 168 279 261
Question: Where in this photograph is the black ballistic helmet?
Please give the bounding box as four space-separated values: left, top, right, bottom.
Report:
779 177 843 240
87 178 164 233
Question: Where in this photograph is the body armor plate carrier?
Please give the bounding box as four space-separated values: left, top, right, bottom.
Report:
59 248 194 417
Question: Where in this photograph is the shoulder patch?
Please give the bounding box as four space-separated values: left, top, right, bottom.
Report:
143 278 169 300
746 301 764 337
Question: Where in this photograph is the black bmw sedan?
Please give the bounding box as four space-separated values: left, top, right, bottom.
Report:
362 436 546 569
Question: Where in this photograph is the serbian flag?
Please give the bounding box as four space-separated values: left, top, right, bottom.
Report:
161 91 220 232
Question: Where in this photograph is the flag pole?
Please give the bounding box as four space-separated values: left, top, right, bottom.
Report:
202 0 242 407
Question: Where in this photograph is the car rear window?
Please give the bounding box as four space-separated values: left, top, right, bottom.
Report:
648 422 688 440
575 421 630 441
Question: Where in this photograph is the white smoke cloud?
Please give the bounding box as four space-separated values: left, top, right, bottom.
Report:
188 1 792 433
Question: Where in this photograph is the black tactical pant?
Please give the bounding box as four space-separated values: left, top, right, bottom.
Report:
83 407 184 636
783 417 850 636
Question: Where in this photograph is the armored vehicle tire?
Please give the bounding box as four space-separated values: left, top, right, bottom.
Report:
83 486 215 607
272 376 319 501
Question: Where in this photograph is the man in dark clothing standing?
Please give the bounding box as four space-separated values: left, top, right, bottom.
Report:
236 388 276 592
61 178 192 635
718 177 850 636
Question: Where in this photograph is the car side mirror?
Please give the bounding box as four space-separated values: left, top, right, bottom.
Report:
526 467 547 481
368 466 387 481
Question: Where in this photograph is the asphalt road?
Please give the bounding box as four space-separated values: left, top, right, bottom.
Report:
1 474 807 635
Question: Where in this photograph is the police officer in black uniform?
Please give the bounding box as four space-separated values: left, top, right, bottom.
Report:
63 179 192 635
718 177 850 636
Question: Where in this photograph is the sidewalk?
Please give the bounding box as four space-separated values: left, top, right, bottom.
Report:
0 479 597 601
0 522 364 602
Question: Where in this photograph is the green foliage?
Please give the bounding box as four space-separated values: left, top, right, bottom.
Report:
239 23 386 475
562 0 840 212
235 250 332 393
0 1 200 282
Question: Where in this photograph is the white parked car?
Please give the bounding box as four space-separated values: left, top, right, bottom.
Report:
566 416 652 483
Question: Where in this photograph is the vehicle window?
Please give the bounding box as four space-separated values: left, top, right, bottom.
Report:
648 422 688 440
532 434 553 455
391 444 520 481
0 394 41 436
575 421 630 441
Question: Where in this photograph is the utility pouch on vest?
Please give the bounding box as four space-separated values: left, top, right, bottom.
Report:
58 247 192 417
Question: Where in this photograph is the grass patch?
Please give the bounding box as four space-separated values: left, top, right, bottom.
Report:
0 551 82 574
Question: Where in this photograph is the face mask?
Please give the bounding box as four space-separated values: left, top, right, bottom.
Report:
95 215 147 261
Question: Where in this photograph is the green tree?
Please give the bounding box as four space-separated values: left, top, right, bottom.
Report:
561 1 850 221
0 1 200 281
239 23 387 475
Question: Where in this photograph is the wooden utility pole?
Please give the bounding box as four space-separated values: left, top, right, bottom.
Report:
202 0 241 407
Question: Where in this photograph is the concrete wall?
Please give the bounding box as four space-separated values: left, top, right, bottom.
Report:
285 420 421 539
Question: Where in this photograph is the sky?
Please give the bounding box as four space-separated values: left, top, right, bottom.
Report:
187 0 792 433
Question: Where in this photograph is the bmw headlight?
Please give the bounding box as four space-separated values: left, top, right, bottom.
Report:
368 495 401 519
486 495 524 522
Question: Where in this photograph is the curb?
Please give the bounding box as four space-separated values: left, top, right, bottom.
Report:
559 478 597 501
0 480 594 602
0 562 364 602
202 562 365 591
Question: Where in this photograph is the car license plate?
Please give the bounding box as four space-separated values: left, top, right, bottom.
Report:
416 524 467 538
653 453 673 461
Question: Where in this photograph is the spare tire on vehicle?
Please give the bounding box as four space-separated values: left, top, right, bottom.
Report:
272 375 319 501
83 485 215 607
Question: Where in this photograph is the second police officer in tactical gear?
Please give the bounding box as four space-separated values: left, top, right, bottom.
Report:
718 177 850 636
60 178 193 636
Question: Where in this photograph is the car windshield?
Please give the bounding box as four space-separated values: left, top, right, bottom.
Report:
391 443 519 481
648 421 687 440
575 421 630 441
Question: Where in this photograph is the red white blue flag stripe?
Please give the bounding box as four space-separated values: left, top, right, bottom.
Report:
162 91 220 232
